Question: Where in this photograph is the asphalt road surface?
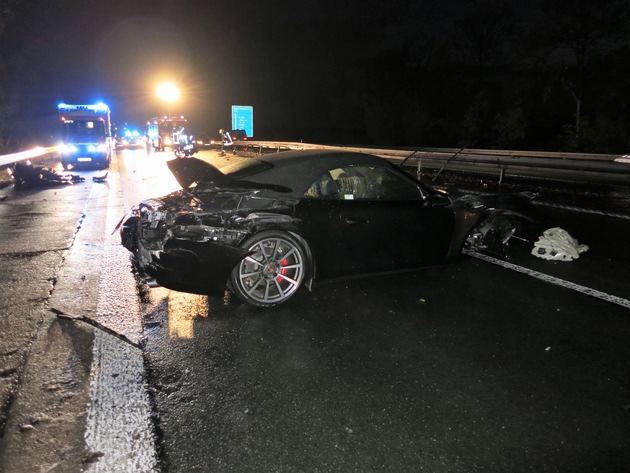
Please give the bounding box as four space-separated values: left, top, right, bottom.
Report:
0 148 628 472
133 150 630 472
142 216 630 473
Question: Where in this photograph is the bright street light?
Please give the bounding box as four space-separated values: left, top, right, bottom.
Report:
157 82 180 117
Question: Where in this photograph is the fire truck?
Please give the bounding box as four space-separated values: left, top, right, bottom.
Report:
58 103 113 169
147 116 187 151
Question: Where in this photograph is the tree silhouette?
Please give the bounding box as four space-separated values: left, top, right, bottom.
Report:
537 0 630 147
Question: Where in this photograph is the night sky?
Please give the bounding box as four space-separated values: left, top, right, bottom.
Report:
2 0 630 151
5 0 427 139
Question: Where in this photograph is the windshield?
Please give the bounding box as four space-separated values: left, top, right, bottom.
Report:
62 120 106 140
159 120 186 133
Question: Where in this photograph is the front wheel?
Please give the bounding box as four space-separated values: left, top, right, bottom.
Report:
229 231 306 307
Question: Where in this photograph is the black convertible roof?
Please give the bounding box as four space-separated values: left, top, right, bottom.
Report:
234 149 393 195
168 150 398 197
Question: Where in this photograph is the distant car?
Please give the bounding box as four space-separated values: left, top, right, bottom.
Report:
120 150 537 307
193 132 212 149
231 129 247 141
115 129 144 149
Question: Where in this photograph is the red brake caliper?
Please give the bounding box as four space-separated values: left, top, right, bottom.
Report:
277 258 289 281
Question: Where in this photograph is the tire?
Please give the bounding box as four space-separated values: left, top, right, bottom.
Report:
230 231 306 307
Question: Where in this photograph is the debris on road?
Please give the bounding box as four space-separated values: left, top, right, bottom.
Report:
531 227 589 261
92 172 108 183
8 160 84 187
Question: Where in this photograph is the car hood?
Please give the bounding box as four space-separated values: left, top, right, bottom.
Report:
167 157 292 193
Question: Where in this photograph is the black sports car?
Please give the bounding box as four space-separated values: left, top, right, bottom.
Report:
120 150 536 307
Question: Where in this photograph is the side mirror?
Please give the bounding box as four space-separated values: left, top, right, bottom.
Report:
426 193 450 206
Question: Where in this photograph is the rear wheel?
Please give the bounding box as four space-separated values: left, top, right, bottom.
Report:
229 231 306 307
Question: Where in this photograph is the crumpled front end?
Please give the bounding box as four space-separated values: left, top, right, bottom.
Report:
120 189 299 295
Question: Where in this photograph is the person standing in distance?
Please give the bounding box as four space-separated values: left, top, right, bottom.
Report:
219 128 233 156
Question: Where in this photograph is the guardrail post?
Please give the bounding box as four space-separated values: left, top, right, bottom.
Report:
417 159 422 179
499 167 505 185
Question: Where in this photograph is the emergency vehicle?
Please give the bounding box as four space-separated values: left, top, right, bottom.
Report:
58 103 113 169
147 116 187 151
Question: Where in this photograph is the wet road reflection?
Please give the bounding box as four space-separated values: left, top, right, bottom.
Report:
116 148 181 209
166 290 208 339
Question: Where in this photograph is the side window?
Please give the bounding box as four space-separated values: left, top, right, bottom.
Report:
304 166 421 200
303 171 339 198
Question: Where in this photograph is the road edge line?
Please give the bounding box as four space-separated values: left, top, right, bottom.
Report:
468 251 630 310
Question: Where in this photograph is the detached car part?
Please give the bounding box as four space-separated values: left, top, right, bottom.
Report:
8 160 85 187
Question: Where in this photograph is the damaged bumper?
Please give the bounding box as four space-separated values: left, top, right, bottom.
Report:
121 214 251 295
149 239 252 295
138 235 251 295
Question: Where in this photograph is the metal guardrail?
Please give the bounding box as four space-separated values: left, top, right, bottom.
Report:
0 146 59 167
238 141 630 186
2 141 629 186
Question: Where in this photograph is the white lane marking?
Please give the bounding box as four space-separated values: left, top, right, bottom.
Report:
533 200 630 220
85 332 157 472
85 160 159 472
458 188 630 220
468 251 630 310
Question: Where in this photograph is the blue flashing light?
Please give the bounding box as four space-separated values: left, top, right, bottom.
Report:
57 102 110 112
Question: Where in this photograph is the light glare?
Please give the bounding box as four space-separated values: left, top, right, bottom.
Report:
157 83 180 103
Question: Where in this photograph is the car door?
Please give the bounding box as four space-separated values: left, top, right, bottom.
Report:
336 198 453 275
297 165 455 280
295 198 353 280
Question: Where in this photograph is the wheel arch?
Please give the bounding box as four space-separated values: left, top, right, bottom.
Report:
286 230 315 290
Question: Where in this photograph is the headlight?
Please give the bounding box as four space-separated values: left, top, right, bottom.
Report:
97 144 107 152
62 144 78 153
